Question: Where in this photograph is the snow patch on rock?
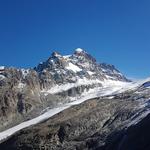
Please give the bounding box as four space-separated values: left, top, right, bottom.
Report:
75 48 84 53
66 62 82 73
0 66 5 70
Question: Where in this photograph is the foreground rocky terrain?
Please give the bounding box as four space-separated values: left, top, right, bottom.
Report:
1 81 150 150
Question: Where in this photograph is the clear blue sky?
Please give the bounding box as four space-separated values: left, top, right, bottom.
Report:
0 0 150 78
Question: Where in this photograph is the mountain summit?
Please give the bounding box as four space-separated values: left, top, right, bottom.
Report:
74 48 84 53
35 48 128 84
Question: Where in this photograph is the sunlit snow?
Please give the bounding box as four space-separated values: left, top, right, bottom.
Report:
75 48 84 53
66 62 82 73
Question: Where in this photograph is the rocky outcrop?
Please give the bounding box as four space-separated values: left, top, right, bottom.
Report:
0 67 60 131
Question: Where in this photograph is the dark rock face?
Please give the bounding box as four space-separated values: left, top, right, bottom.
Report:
103 114 150 150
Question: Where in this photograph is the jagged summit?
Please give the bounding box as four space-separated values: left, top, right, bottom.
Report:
51 51 61 58
34 48 129 84
51 48 86 58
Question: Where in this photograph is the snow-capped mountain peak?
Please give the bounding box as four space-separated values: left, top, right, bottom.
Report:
75 48 85 53
33 48 130 97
